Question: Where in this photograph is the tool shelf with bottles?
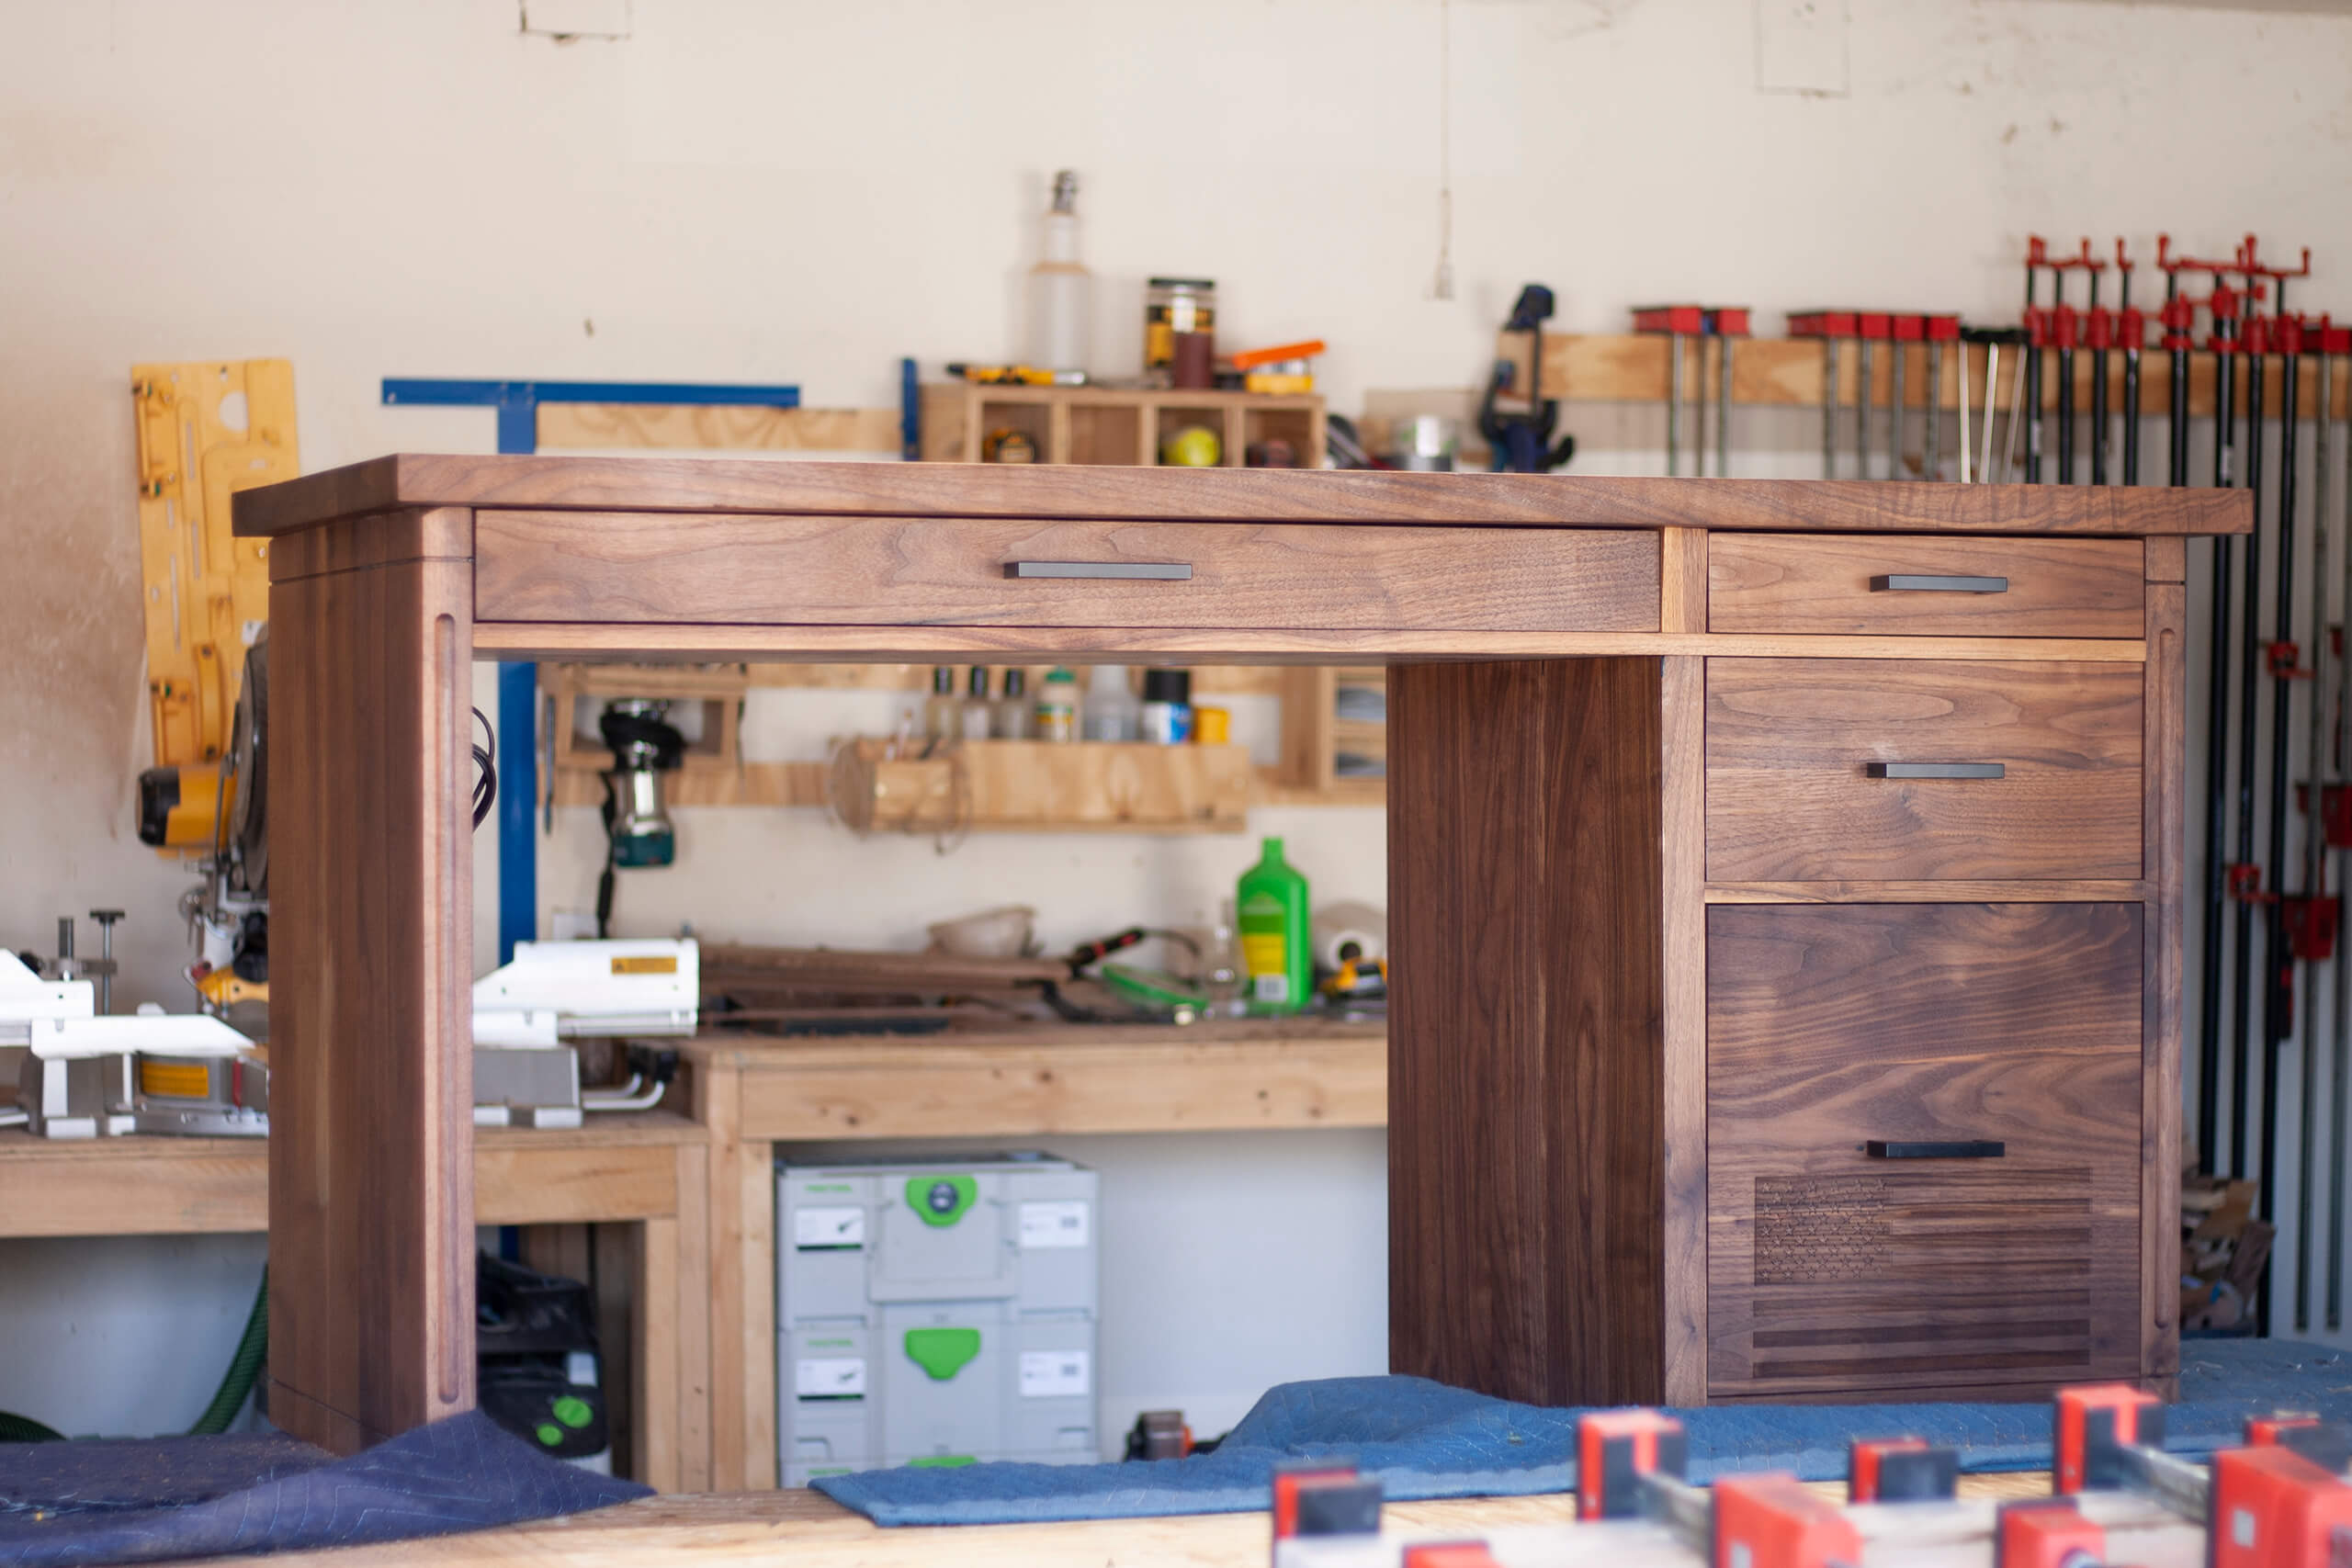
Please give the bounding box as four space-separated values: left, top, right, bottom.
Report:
542 662 1382 818
916 382 1325 470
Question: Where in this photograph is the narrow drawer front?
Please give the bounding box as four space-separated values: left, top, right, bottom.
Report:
1705 659 2143 881
1707 535 2144 637
1706 903 2144 1399
473 511 1661 632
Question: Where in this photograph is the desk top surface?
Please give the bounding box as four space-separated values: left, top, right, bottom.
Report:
233 453 2251 539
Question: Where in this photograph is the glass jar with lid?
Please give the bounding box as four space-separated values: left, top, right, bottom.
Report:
1144 278 1216 378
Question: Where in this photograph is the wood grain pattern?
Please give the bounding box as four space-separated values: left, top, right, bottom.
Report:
2145 536 2186 582
230 453 2253 538
472 511 1662 633
266 506 476 1451
1388 660 1666 1405
725 1029 1385 1141
1705 660 2144 881
537 403 902 454
476 623 2154 663
1659 656 1708 1404
1706 880 2150 904
1707 536 2144 637
1705 903 2144 1398
2143 581 2185 1381
1661 527 1707 634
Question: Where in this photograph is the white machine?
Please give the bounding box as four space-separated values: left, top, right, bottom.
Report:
3 950 265 1139
469 937 699 1128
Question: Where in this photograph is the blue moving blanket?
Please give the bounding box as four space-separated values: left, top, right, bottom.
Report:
817 1337 2352 1526
0 1411 646 1566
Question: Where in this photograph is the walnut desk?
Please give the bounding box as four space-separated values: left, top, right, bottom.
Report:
231 455 2245 1455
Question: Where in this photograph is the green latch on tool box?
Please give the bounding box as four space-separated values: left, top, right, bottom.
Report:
903 1326 982 1381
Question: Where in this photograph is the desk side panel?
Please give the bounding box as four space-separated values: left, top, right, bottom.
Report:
1388 659 1666 1405
267 507 476 1450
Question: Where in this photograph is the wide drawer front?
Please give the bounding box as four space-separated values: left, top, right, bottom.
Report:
1707 535 2145 637
1705 902 2145 1399
472 511 1661 632
1705 658 2143 881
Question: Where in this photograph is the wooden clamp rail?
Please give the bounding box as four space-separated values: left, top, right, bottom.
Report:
1501 331 2352 418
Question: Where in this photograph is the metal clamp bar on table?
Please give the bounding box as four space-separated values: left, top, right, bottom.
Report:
1005 561 1193 581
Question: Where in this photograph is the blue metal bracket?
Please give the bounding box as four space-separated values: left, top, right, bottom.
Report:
382 377 797 962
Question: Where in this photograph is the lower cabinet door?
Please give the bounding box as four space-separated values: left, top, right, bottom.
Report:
1705 902 2144 1401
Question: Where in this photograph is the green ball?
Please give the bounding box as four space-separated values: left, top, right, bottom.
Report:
1160 424 1222 467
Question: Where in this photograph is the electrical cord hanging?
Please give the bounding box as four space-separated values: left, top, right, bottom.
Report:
472 708 498 830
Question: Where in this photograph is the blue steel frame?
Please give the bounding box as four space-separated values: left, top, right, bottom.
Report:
381 377 802 962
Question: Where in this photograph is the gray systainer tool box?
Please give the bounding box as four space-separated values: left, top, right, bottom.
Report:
776 1153 1099 1486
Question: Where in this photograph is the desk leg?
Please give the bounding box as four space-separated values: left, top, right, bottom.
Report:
1386 659 1668 1406
635 1215 680 1492
266 508 476 1450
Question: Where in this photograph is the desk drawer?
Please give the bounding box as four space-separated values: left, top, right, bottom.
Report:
1705 902 2144 1399
1707 535 2144 637
1704 658 2143 881
473 511 1660 632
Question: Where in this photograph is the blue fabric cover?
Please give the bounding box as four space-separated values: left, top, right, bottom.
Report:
816 1338 2352 1527
0 1411 647 1565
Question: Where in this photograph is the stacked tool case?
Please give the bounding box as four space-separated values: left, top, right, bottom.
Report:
776 1153 1099 1485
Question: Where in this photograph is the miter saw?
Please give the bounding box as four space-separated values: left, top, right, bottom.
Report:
470 937 699 1128
3 946 266 1140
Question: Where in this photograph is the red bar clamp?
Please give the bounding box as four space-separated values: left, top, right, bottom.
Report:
1577 1408 1687 1519
1632 304 1707 335
2228 863 2267 904
1272 1463 1382 1549
2210 1444 2352 1568
2281 896 2339 963
1996 1498 2107 1568
2055 1383 2165 1494
2270 640 2313 679
1849 1436 1959 1503
1712 1472 1863 1568
1401 1545 1501 1568
2294 784 2352 849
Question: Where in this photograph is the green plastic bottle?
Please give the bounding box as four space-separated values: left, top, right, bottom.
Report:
1237 837 1311 1015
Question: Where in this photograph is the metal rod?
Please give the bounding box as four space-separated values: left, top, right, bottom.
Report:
1927 340 1943 480
2267 310 2300 1336
2235 327 2265 1200
2301 335 2327 1334
1717 335 1733 478
1891 336 1907 480
2004 344 2028 482
2195 276 2229 1178
1957 343 1973 483
1859 337 1875 479
1667 331 1684 477
1822 339 1839 479
2120 260 2142 484
2024 260 2044 482
2331 344 2351 1330
2090 266 2109 485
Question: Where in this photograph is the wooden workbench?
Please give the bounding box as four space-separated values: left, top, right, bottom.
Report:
677 1017 1386 1490
0 1115 708 1491
221 1472 2213 1568
231 455 2245 1459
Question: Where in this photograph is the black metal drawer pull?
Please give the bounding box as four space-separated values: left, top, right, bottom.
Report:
1865 761 2006 780
1865 1140 2006 1159
1870 573 2009 593
1005 561 1193 581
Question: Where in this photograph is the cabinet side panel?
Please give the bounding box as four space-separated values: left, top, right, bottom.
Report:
1388 659 1665 1404
266 507 476 1449
2143 581 2184 1385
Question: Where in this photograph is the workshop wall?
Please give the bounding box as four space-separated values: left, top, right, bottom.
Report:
4 0 2350 1438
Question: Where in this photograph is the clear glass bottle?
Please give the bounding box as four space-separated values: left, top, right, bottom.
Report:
1027 171 1091 376
993 669 1034 739
1035 667 1080 742
961 667 994 740
1082 665 1139 741
923 666 960 741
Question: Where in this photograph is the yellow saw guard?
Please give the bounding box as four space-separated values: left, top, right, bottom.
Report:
131 358 298 851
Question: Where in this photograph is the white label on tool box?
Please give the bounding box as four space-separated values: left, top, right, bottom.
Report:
1019 1349 1090 1398
794 1206 865 1248
795 1358 867 1399
1018 1200 1089 1249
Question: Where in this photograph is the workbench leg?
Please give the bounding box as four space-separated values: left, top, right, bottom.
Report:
673 1143 713 1491
636 1216 680 1493
697 1061 777 1490
266 507 477 1451
1386 660 1668 1406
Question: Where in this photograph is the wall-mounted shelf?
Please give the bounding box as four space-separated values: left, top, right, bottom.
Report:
831 738 1252 834
1269 668 1386 807
1500 330 2352 416
918 383 1324 468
